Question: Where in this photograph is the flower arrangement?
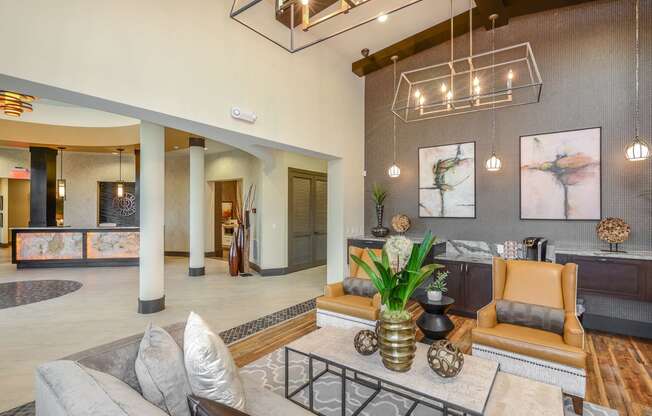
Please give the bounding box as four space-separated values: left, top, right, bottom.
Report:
384 235 414 271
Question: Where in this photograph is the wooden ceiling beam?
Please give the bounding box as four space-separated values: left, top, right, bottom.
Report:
352 0 597 77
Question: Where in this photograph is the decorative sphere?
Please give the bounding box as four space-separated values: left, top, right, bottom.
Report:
354 330 379 356
391 214 411 233
596 217 631 244
427 340 464 378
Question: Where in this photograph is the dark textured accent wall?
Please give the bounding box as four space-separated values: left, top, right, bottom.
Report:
365 0 652 250
98 182 137 226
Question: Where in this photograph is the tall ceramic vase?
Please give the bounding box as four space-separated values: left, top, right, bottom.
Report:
371 204 389 237
236 223 245 273
377 314 416 372
228 227 240 277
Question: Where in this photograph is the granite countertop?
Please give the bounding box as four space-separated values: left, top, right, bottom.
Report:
432 253 494 265
12 226 140 231
348 234 426 243
555 247 652 261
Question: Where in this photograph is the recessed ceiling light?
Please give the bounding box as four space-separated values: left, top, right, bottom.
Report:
112 152 118 155
173 145 179 150
204 147 208 151
301 0 309 5
377 14 388 23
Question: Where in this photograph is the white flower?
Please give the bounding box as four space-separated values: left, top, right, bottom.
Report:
384 236 413 271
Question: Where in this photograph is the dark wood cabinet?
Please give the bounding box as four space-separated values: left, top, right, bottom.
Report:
556 254 650 302
437 260 492 317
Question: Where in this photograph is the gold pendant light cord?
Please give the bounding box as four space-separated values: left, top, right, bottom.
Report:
635 0 640 140
491 17 496 154
392 57 398 164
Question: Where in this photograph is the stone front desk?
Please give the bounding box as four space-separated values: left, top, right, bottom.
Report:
11 227 139 268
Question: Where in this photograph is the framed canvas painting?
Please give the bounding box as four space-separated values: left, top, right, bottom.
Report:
520 127 601 220
418 141 476 218
221 201 234 220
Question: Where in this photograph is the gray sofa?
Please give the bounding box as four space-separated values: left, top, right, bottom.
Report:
35 321 311 416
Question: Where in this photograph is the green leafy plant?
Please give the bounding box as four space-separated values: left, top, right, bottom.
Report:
371 183 387 206
427 270 449 293
351 231 443 320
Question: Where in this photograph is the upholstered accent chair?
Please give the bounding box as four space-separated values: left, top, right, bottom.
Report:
316 246 381 330
471 258 587 414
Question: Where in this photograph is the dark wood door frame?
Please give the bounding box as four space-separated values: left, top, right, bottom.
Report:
287 168 327 273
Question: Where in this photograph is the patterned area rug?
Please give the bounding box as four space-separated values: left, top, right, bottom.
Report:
240 347 619 416
0 280 82 309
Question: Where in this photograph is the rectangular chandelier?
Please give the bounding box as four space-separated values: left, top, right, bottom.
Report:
391 42 543 122
230 0 424 53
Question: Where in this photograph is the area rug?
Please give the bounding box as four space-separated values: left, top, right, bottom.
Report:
0 280 82 309
240 347 618 416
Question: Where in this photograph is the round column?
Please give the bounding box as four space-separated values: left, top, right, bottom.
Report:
138 121 165 314
188 137 205 276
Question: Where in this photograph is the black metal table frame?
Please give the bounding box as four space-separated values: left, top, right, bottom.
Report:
284 346 484 416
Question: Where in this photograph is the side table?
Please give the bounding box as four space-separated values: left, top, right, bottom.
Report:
413 291 455 343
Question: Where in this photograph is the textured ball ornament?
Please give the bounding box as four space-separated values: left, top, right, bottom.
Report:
354 330 379 356
391 214 411 234
596 217 631 244
427 340 464 378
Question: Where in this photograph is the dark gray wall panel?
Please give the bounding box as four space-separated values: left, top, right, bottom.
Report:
364 0 651 250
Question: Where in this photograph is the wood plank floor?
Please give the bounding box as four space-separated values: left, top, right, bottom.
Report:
229 310 652 416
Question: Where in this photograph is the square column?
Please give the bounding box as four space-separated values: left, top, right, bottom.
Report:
138 122 165 314
188 137 205 276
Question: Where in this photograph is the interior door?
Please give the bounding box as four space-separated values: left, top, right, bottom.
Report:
288 169 327 272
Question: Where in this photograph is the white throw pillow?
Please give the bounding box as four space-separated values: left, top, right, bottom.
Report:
135 323 192 416
183 312 246 411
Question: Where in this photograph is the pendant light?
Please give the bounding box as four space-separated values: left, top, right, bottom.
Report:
388 55 401 178
116 148 125 198
625 0 650 161
57 147 66 200
485 14 503 172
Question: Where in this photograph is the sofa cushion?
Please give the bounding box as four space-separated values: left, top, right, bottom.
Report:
503 261 564 309
36 360 169 416
188 395 249 416
472 323 586 369
496 299 565 335
316 295 377 321
184 312 246 411
136 323 192 416
349 247 382 279
342 277 377 298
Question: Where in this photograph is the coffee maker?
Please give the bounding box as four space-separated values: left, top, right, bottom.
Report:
523 237 548 261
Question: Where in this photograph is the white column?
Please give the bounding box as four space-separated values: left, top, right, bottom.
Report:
188 137 205 276
138 121 165 314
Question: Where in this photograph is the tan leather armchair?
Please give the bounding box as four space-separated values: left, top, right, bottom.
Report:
472 258 587 412
316 246 381 327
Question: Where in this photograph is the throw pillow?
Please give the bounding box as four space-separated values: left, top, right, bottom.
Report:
135 323 192 416
184 312 247 411
188 395 249 416
496 299 565 335
343 277 377 298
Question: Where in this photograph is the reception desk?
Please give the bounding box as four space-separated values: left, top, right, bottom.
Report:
11 227 139 268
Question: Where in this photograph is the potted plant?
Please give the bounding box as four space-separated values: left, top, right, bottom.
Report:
371 183 389 237
351 231 442 372
427 271 449 302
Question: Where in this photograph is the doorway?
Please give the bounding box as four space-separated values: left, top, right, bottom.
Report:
288 168 327 272
214 179 241 259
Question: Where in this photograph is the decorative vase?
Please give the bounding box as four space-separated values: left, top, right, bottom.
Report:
236 223 245 272
377 314 416 372
228 227 240 277
427 290 443 302
371 204 389 237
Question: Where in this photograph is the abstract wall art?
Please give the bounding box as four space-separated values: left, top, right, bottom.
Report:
419 142 476 218
520 127 601 220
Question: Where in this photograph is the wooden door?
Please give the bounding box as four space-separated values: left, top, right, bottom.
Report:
288 169 327 272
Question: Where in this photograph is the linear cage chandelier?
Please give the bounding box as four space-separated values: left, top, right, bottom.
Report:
230 0 424 53
391 2 542 122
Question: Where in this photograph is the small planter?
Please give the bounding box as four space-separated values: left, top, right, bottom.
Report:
427 290 443 302
377 313 416 372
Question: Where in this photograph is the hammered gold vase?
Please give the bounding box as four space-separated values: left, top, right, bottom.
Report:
377 315 416 372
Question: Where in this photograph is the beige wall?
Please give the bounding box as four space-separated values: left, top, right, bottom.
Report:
0 178 8 244
8 179 30 233
0 148 30 178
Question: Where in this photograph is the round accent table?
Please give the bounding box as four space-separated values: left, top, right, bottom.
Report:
413 291 455 344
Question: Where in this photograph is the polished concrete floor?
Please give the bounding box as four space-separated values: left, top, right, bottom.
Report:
0 249 325 411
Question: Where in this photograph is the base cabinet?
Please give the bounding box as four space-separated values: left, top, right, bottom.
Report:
437 260 492 317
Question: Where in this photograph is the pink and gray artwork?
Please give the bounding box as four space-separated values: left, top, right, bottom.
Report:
419 142 475 218
520 127 601 220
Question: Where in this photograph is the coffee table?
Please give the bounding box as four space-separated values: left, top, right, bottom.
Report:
285 326 564 416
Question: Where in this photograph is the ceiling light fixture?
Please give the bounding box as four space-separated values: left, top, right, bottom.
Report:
116 148 125 198
57 147 67 200
388 56 401 178
0 91 36 117
625 0 650 161
391 0 542 122
231 0 424 53
485 14 502 172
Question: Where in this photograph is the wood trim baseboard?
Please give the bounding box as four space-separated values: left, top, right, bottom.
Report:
0 242 9 248
164 251 216 258
249 262 288 277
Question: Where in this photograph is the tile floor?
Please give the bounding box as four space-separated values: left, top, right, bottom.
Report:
0 248 325 411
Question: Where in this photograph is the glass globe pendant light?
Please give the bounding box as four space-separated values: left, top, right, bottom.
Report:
625 0 650 161
388 55 401 178
116 148 125 198
56 147 66 200
485 14 503 172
